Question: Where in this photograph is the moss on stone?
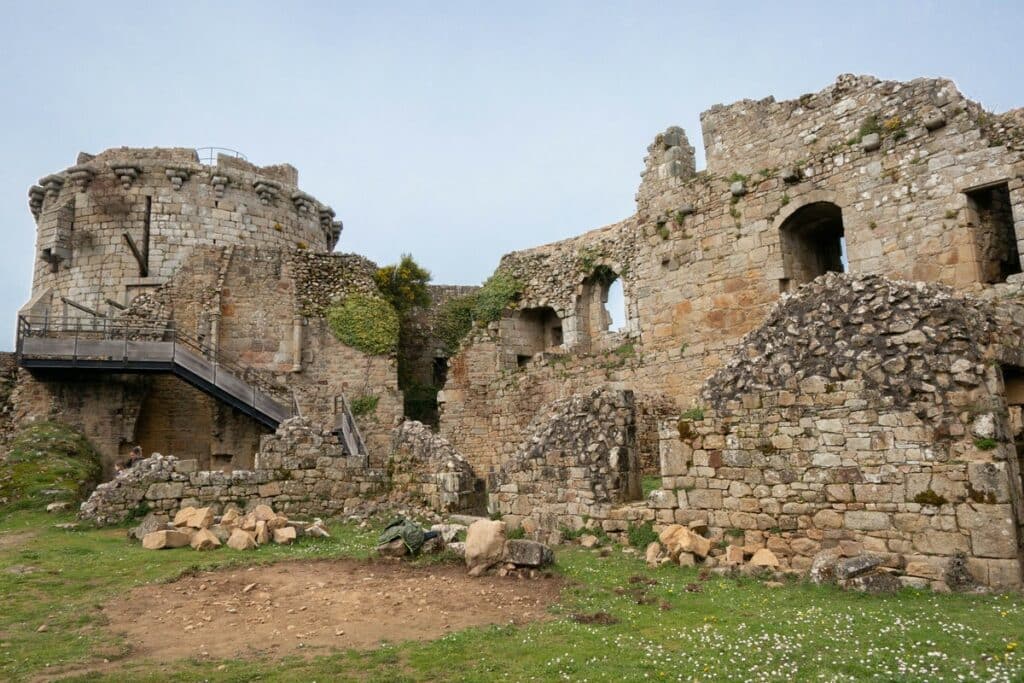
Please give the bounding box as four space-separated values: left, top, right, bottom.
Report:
0 421 102 512
326 295 400 355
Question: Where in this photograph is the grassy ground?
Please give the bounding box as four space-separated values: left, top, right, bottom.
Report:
0 422 102 512
1 510 1022 682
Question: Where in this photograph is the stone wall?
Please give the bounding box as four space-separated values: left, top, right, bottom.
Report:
79 417 482 524
655 273 1024 590
488 388 641 535
386 420 484 514
440 73 1024 489
25 147 341 325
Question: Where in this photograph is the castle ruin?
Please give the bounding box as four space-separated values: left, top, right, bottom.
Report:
6 74 1024 590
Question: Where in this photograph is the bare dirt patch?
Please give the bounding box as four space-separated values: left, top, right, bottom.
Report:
0 529 35 549
103 558 562 662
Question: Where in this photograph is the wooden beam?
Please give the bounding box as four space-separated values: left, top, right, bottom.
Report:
60 296 105 318
122 231 148 277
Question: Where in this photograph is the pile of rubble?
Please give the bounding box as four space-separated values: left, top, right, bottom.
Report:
134 503 330 552
373 514 556 579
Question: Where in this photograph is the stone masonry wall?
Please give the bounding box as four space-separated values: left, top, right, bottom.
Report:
654 273 1024 590
441 73 1024 487
489 388 640 536
79 417 482 524
25 147 341 325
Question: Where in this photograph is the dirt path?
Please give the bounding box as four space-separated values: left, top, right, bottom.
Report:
101 558 562 663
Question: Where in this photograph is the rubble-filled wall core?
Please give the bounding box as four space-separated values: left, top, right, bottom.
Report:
654 273 1024 590
440 73 1024 485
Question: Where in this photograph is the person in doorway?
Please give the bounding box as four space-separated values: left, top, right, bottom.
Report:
115 446 144 474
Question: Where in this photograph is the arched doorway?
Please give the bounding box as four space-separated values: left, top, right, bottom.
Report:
778 202 846 292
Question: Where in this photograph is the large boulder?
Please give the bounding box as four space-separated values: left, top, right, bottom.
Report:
227 528 257 551
190 528 221 551
505 539 553 568
465 519 506 576
809 548 842 584
142 530 191 550
130 512 169 542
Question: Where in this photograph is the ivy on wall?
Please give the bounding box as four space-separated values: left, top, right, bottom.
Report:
433 271 523 355
326 294 400 355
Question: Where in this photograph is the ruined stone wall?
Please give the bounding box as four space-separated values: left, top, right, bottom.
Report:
441 74 1024 485
25 147 341 324
132 376 268 471
386 420 483 513
655 274 1024 590
79 417 482 524
489 388 640 535
9 370 149 477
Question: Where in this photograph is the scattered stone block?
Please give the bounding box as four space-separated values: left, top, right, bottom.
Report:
142 530 191 550
465 519 506 576
834 555 883 581
190 528 221 551
272 526 297 545
505 539 554 568
227 528 257 551
749 548 779 568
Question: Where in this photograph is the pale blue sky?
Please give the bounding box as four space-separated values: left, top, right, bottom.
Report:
1 1 1022 349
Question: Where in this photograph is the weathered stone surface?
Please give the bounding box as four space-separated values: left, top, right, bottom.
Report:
749 548 779 568
272 526 297 545
190 528 221 551
227 528 257 551
809 548 842 584
465 520 506 576
504 539 554 568
834 555 883 581
142 530 190 550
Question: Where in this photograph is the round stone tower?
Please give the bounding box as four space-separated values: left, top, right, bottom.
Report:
21 147 342 320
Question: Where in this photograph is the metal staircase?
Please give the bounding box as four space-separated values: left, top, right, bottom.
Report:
17 315 291 430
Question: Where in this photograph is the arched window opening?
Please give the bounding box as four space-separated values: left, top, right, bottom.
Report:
577 265 626 352
778 202 845 292
606 277 627 332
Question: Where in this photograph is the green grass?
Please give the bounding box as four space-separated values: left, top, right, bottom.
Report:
0 421 102 512
641 475 662 499
0 509 1022 682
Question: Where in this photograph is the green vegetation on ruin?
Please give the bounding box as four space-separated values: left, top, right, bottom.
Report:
1 509 1023 681
326 294 400 355
349 394 380 417
0 422 102 513
375 254 432 314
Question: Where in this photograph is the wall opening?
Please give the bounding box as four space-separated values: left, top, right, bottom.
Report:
431 356 448 387
778 202 845 292
967 183 1020 284
606 278 626 332
577 265 623 352
1001 365 1024 512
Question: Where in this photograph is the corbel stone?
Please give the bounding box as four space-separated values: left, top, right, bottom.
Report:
253 179 281 205
318 205 336 232
781 167 802 184
28 185 45 219
291 190 316 215
861 133 881 152
164 166 191 190
39 174 65 200
923 108 947 132
66 164 96 191
210 174 230 199
112 164 142 189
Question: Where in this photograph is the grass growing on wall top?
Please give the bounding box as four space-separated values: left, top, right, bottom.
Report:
434 270 524 354
326 294 400 355
0 421 102 512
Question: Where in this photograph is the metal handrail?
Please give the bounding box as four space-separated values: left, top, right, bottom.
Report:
195 147 247 166
17 314 289 419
